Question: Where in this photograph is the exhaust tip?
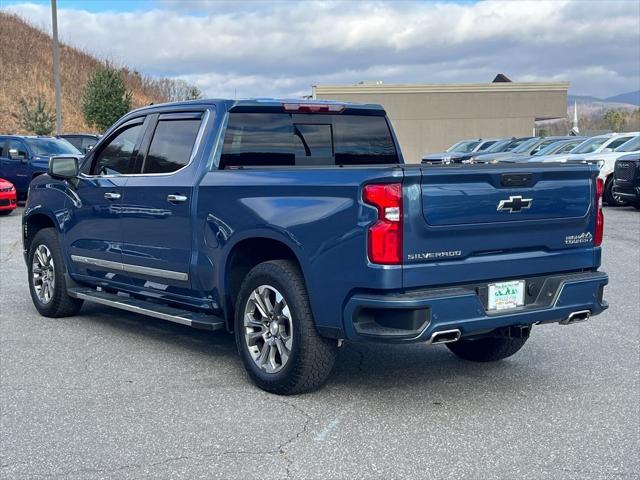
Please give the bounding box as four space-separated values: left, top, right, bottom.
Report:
429 329 461 344
560 310 591 325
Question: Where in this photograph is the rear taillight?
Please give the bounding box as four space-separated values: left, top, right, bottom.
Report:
363 183 402 265
595 177 604 246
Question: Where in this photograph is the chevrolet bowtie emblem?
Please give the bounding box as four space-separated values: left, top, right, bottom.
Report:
497 195 533 213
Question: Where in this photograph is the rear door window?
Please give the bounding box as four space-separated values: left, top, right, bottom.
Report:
221 112 398 167
143 118 202 174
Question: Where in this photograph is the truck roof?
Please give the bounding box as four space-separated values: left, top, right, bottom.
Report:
125 98 386 118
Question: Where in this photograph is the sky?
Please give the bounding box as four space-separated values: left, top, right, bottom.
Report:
2 0 639 100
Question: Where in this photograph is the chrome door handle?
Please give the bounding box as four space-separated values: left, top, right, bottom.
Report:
167 194 188 203
104 192 121 200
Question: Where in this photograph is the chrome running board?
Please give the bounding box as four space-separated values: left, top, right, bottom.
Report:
68 288 225 331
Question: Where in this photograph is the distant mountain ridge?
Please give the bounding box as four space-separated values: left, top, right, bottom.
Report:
568 90 640 109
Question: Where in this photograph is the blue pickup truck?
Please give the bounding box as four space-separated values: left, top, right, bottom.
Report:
22 99 608 394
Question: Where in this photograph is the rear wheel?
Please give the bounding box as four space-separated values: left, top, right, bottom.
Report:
27 228 83 317
235 260 337 394
604 177 626 207
446 336 528 362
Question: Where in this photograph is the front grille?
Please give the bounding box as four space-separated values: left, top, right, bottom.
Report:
0 187 13 192
614 161 636 182
0 199 10 206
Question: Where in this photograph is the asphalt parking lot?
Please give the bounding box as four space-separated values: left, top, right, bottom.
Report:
1 206 638 480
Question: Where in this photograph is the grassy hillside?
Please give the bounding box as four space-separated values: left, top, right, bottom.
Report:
0 12 173 134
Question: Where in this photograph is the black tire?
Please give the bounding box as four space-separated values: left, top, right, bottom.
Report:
0 210 13 216
446 336 528 362
234 260 337 395
604 178 626 207
27 228 83 318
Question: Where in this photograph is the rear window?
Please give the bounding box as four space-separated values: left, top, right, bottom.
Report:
221 112 398 167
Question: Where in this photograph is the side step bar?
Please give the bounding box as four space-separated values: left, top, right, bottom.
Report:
68 288 225 331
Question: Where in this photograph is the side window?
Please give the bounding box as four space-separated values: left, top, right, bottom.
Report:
0 140 5 157
91 124 143 175
608 137 632 150
63 136 82 150
82 137 98 153
143 119 202 174
221 113 294 167
8 140 28 160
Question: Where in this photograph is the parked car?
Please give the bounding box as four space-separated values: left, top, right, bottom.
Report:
473 136 575 163
554 134 640 206
465 137 536 163
0 178 17 216
0 136 82 198
527 137 587 159
23 99 609 394
421 138 502 164
547 132 639 165
56 134 100 154
612 153 640 209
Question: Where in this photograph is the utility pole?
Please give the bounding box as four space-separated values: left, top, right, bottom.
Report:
51 0 62 134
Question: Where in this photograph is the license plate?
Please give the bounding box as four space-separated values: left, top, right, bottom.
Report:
488 280 525 311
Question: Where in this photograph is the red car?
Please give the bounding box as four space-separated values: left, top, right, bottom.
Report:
0 178 17 216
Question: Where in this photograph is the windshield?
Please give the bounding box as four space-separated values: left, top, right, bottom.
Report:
571 136 609 154
446 140 480 153
512 138 540 153
25 138 81 156
504 138 533 151
615 136 640 152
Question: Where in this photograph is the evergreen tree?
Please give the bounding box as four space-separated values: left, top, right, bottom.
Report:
82 64 132 132
19 96 56 135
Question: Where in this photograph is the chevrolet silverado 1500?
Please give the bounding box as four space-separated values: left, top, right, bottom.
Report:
22 99 608 394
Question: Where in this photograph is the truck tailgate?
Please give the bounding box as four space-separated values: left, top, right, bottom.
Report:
402 163 600 289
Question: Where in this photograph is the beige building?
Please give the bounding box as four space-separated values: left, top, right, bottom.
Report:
313 81 569 163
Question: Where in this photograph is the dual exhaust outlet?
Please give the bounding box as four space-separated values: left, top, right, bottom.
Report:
427 309 591 345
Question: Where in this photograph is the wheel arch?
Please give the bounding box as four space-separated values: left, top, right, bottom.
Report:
221 233 307 332
23 210 60 256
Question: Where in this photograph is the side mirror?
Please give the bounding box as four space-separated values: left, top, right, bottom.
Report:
48 156 79 180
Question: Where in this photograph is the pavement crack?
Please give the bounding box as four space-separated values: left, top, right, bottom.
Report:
274 398 313 479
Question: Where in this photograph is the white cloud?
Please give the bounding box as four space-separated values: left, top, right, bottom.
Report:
4 0 639 99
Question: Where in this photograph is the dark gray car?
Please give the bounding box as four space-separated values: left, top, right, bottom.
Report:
474 136 575 163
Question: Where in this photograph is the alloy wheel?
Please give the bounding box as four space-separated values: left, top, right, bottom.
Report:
243 285 293 374
32 244 55 304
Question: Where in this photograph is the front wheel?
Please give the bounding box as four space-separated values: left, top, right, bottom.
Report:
235 260 337 395
0 210 13 216
446 336 528 362
27 228 83 317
